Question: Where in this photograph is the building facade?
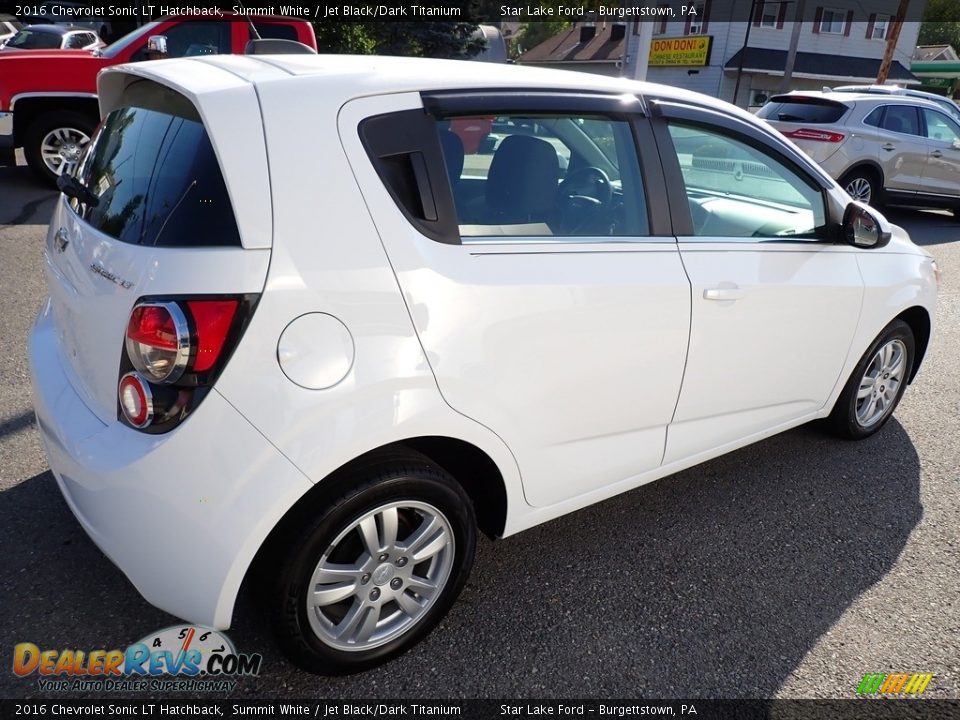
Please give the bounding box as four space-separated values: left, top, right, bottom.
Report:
520 0 925 108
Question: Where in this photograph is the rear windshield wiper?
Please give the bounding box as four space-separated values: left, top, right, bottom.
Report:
57 174 99 207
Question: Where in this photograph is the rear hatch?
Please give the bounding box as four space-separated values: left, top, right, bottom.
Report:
43 66 271 425
756 94 853 163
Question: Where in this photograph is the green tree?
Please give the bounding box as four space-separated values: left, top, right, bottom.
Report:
918 0 960 50
311 22 484 58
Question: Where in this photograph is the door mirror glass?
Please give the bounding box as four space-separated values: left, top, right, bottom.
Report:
146 35 167 55
842 201 891 249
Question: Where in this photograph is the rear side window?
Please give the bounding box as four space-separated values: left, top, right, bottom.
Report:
756 97 848 124
863 107 884 127
881 105 920 135
72 104 240 247
252 22 298 41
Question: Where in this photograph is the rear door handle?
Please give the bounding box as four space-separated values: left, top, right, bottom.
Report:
704 286 746 301
931 149 943 158
882 143 897 151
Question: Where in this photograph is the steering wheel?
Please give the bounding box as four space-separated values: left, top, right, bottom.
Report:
557 166 613 233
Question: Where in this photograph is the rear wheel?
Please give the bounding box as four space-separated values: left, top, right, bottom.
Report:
268 453 476 674
840 168 880 207
24 111 96 186
826 320 914 440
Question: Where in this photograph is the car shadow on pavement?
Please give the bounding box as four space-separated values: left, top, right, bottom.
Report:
0 419 921 698
0 157 57 226
885 207 958 249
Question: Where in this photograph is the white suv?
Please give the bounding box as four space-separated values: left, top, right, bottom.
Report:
30 56 938 674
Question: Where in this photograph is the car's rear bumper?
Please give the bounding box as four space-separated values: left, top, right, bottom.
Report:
29 297 313 628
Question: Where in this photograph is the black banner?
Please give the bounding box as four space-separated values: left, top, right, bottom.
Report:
3 700 960 720
0 1 932 24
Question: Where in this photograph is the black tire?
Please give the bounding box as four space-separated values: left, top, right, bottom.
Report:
23 111 96 187
840 168 882 207
267 452 476 674
826 319 914 440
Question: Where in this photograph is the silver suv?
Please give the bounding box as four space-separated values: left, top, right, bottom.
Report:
831 85 960 124
757 92 960 215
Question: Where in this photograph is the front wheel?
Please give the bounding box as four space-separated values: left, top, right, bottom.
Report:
24 111 96 187
826 319 914 440
268 454 476 674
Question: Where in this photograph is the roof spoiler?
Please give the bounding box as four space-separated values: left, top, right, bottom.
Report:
244 39 317 55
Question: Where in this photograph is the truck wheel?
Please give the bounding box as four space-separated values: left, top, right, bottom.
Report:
24 112 96 187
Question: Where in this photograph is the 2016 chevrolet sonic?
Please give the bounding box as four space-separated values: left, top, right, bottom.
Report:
29 55 939 674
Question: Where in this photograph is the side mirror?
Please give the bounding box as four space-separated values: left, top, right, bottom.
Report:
146 35 167 55
842 201 891 249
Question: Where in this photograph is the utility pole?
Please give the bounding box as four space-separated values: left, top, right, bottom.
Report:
876 0 910 84
733 0 760 106
780 0 805 93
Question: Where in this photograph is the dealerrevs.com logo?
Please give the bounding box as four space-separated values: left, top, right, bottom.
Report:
13 626 262 693
856 672 934 696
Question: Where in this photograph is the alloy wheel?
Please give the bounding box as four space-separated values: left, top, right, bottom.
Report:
845 177 873 204
855 338 906 428
40 127 91 177
305 500 455 652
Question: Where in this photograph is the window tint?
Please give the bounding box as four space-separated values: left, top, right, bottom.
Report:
863 106 884 127
923 109 960 143
756 98 847 124
72 105 240 247
881 105 920 135
437 114 648 238
6 29 61 49
666 122 826 240
252 22 298 41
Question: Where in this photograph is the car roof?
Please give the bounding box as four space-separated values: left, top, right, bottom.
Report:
16 24 79 35
105 53 760 121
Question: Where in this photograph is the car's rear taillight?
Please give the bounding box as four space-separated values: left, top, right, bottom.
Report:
783 128 846 143
125 302 190 383
118 295 256 433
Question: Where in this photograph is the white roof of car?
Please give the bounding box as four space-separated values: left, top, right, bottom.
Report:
100 53 755 120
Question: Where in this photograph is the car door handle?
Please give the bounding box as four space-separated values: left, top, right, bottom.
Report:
703 286 746 301
881 143 897 151
931 149 943 158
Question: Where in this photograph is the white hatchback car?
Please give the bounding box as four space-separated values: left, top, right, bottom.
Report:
30 56 938 674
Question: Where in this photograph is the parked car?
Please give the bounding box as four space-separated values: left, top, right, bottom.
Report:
23 1 111 41
757 91 960 213
0 24 103 52
0 16 317 185
830 84 960 123
30 56 938 674
0 14 22 46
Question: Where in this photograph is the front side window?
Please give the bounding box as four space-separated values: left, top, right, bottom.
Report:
819 8 847 34
666 121 826 239
437 114 648 239
923 109 960 143
131 21 231 60
72 104 240 247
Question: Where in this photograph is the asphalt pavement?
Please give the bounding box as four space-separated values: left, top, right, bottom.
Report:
1 151 958 699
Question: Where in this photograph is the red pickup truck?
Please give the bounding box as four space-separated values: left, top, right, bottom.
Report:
0 17 317 184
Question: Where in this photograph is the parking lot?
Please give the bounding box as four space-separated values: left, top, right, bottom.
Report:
1 150 958 699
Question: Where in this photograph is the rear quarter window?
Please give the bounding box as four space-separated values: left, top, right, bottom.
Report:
756 98 848 124
71 101 240 248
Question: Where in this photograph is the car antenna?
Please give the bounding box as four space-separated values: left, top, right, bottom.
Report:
246 16 261 40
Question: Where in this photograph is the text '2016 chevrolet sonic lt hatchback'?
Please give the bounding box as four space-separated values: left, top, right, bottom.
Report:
29 55 939 674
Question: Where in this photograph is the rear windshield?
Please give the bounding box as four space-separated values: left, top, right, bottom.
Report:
6 29 61 49
756 97 848 124
71 102 240 247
